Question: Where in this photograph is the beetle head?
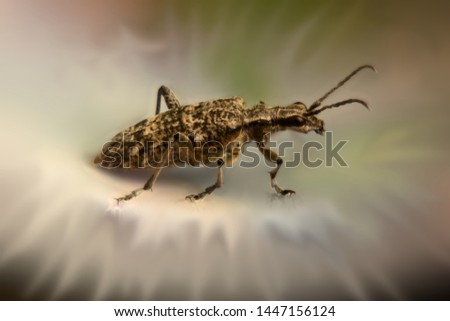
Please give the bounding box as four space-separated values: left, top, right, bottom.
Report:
274 102 324 135
274 64 375 136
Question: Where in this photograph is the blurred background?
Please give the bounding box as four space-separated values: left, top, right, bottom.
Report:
0 0 449 300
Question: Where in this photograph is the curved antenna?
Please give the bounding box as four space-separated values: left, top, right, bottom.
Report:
306 98 369 116
308 64 376 111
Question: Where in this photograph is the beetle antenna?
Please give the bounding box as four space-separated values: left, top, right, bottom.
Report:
308 65 376 111
306 98 369 116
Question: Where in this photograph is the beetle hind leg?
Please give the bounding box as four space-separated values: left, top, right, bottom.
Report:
115 143 170 203
155 85 181 115
115 168 163 203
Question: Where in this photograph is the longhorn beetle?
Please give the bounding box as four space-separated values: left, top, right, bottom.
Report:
94 65 375 202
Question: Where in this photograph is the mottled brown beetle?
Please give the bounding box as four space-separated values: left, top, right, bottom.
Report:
94 65 375 202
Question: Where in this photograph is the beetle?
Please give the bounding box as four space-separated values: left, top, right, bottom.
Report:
94 65 375 202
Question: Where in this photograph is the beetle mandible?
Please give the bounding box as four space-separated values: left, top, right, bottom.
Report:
94 65 375 202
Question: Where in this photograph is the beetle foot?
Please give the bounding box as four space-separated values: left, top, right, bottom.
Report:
115 196 128 204
115 190 142 204
185 191 208 201
279 189 296 196
272 181 296 197
185 194 202 201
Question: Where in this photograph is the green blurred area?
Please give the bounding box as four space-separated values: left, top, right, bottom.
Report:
149 0 449 100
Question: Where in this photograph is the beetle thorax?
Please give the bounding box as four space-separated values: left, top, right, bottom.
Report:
243 102 277 141
244 102 314 141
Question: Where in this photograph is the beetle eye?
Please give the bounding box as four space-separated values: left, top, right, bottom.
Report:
296 117 305 125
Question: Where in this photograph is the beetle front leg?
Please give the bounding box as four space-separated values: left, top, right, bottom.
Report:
258 143 295 196
185 160 224 201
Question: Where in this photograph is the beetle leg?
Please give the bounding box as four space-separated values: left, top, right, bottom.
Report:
155 85 181 115
185 159 224 201
115 168 163 203
115 145 170 203
258 143 295 196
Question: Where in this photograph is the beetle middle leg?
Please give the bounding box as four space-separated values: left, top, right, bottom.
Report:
258 143 295 196
185 159 224 201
